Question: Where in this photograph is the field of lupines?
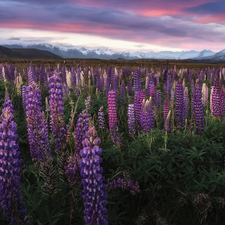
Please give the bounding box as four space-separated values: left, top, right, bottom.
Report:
0 61 225 225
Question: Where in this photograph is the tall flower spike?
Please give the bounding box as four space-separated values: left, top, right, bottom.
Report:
22 86 27 110
202 83 208 107
0 94 29 225
128 104 135 137
26 83 52 167
48 73 66 152
108 90 121 146
74 110 90 155
212 76 221 118
194 80 205 134
184 87 189 119
80 126 108 225
85 96 91 113
175 79 185 130
98 106 105 130
164 97 170 131
156 90 161 109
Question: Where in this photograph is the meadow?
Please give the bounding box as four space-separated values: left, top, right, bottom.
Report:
0 58 225 225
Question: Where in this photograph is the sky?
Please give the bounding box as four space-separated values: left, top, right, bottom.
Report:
0 0 225 53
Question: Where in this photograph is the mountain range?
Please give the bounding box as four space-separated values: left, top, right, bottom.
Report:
0 45 62 59
1 43 225 62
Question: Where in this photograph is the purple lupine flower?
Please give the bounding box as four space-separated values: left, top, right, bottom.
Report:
98 106 105 130
85 96 91 112
100 76 104 92
22 86 27 110
170 88 175 104
64 154 80 185
141 99 154 132
166 75 172 94
26 83 52 167
39 64 47 86
48 73 66 152
80 126 108 225
120 81 125 105
108 90 121 146
74 110 90 155
61 64 67 85
164 97 170 131
71 67 76 87
3 89 14 114
28 63 34 86
150 84 155 106
175 79 185 130
107 177 140 196
127 81 132 96
134 91 142 129
133 69 141 92
156 90 161 109
193 80 204 134
0 96 29 225
113 75 118 96
128 104 135 137
184 87 189 119
212 76 221 118
220 87 225 117
106 67 112 96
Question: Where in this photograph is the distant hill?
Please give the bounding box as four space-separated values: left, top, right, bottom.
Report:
3 43 217 60
0 45 62 59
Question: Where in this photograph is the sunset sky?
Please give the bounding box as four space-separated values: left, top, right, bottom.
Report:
0 0 225 52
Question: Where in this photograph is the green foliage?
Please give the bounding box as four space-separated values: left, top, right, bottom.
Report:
1 71 225 225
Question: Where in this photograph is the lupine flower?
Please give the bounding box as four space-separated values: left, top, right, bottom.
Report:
80 126 108 225
127 81 132 96
49 73 66 152
133 69 141 92
134 91 142 129
71 67 76 87
150 84 155 105
220 87 225 117
193 80 205 134
128 104 135 137
85 96 91 112
28 63 34 86
164 97 170 131
22 86 27 110
64 154 80 186
166 75 171 94
184 87 189 119
210 86 214 114
107 175 140 196
202 83 208 107
142 99 154 132
175 79 185 130
74 110 90 155
0 95 29 225
212 76 221 118
98 106 105 130
26 83 52 167
156 90 161 109
113 75 118 96
107 90 121 146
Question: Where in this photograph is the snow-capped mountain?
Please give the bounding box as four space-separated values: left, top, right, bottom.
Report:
192 49 225 62
1 43 220 60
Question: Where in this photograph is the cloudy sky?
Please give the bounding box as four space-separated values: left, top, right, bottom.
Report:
0 0 225 52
